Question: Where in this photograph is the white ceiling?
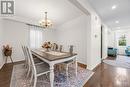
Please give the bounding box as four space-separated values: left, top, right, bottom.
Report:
14 0 84 27
88 0 130 29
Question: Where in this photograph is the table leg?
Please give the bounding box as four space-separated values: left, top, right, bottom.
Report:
50 64 54 87
10 56 13 63
75 58 77 77
5 56 7 63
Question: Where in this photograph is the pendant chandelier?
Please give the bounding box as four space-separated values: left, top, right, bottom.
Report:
39 12 52 28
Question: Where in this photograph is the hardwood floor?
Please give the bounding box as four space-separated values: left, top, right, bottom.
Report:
0 62 23 87
0 63 13 87
0 57 130 87
84 61 130 87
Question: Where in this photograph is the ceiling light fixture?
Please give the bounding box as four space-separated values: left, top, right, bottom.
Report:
39 12 53 28
112 5 117 10
115 21 119 23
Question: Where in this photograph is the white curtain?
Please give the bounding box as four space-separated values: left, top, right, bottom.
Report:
29 25 43 48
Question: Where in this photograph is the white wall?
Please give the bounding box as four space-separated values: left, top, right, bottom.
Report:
0 18 4 69
56 13 102 70
2 19 29 63
102 24 108 59
89 14 101 70
108 29 115 47
43 29 57 43
56 15 90 65
75 0 102 70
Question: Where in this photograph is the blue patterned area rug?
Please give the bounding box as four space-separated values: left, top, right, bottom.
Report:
10 64 94 87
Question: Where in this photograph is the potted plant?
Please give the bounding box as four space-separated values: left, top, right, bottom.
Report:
3 45 13 63
3 45 12 56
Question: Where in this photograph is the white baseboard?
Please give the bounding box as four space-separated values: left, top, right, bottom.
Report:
87 61 101 70
0 58 24 69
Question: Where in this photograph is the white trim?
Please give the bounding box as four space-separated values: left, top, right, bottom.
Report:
68 0 90 15
87 62 101 70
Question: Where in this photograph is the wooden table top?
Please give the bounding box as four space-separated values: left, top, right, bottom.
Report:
32 49 77 61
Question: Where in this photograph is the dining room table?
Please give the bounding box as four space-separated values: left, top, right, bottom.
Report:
31 49 77 87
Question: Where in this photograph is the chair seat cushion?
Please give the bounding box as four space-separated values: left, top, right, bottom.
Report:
35 63 50 75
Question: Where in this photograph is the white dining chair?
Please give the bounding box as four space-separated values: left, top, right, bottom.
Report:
21 46 44 78
61 45 76 76
26 46 50 87
22 46 28 68
63 60 75 76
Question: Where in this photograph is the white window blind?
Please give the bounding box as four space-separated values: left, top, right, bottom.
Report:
29 26 43 48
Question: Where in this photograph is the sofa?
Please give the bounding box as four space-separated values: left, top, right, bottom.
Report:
125 46 130 56
108 47 117 57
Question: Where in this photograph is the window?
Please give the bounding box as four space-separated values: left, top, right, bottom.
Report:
118 35 126 46
30 26 43 48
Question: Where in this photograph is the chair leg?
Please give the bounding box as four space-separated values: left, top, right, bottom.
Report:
25 63 27 68
33 76 37 87
27 66 31 78
25 59 29 69
10 56 13 63
30 72 33 83
66 64 69 77
5 56 8 64
24 59 27 68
